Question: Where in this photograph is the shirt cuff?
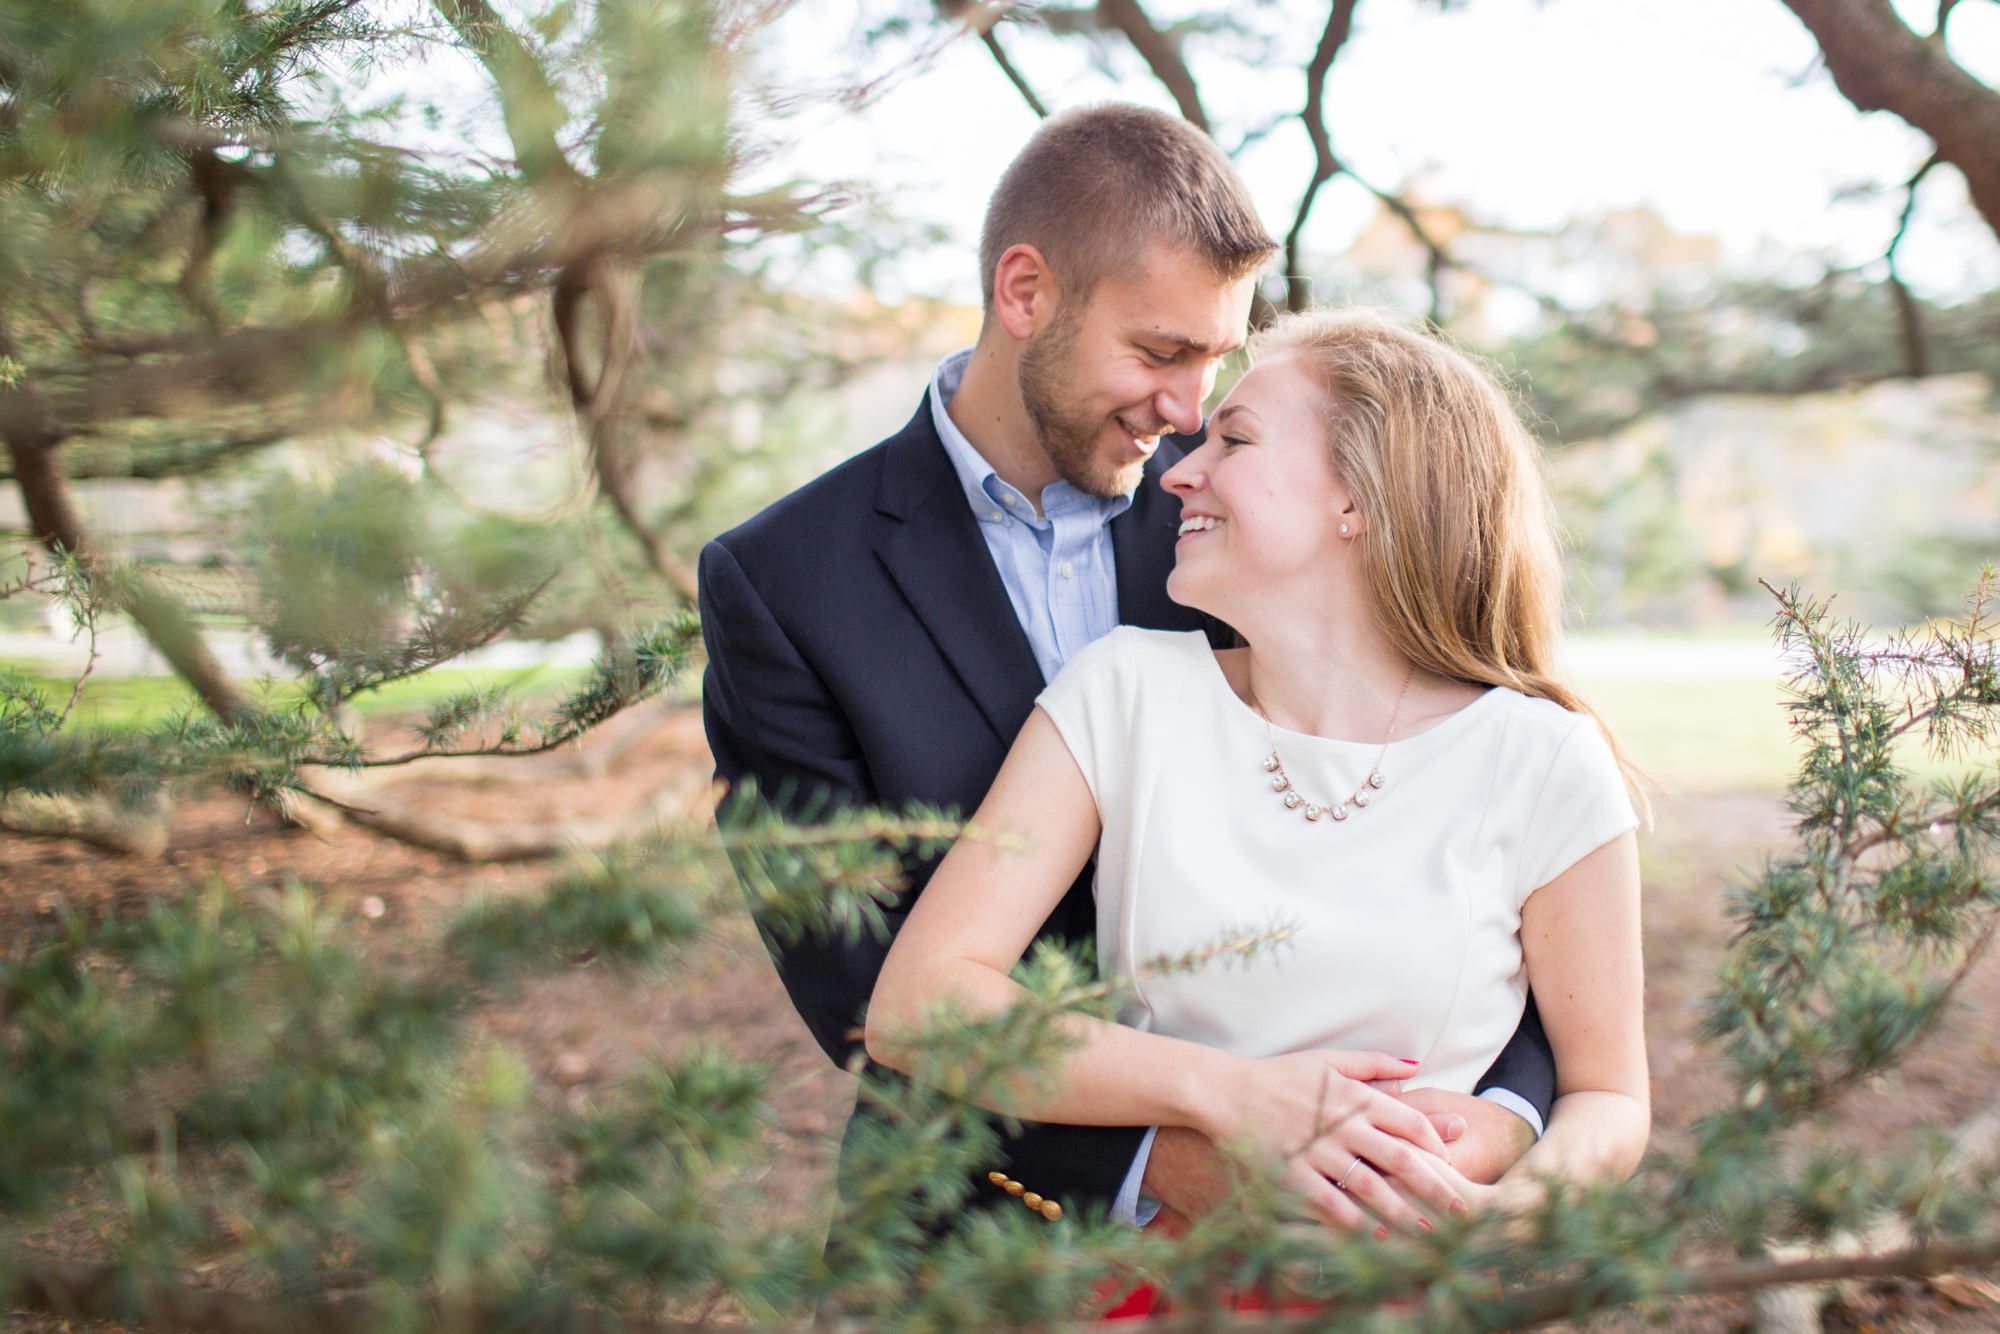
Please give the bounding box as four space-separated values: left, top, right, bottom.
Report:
1478 1087 1546 1139
1112 1126 1163 1227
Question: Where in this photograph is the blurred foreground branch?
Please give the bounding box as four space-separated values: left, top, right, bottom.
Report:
0 0 832 719
3 572 1999 1331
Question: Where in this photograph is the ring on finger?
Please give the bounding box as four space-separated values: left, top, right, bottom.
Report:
1336 1159 1364 1191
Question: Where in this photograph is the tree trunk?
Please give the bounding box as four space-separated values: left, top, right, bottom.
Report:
1780 0 2000 245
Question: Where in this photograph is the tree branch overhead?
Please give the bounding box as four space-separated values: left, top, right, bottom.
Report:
1782 0 2000 243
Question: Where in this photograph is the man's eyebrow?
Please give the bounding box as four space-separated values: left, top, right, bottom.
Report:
1144 330 1230 354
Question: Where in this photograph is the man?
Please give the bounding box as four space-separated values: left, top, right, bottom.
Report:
700 103 1550 1232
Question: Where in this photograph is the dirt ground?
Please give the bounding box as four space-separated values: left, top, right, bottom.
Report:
3 706 1998 1331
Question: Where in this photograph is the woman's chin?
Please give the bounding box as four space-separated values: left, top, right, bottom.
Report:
1164 568 1217 612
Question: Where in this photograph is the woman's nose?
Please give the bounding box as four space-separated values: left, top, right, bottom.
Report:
1162 450 1204 494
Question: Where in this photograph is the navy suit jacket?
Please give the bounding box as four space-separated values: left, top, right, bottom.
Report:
699 395 1555 1216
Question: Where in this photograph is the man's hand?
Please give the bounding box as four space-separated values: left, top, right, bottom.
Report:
1396 1089 1536 1185
1137 1126 1235 1225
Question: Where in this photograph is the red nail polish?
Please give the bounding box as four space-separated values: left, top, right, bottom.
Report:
1449 1200 1467 1216
1417 1218 1432 1233
1374 1226 1389 1242
1400 1058 1419 1065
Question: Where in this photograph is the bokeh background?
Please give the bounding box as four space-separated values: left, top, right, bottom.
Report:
8 0 1999 795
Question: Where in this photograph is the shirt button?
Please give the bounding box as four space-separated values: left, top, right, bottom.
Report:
1060 562 1074 579
989 511 1003 522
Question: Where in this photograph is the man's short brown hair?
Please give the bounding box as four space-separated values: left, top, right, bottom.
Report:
978 103 1277 309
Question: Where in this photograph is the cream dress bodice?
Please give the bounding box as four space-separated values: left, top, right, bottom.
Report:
1035 627 1636 1092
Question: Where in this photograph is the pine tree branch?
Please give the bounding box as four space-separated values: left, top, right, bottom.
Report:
5 178 724 440
0 786 175 856
1097 0 1209 132
1364 184 1458 323
6 1260 716 1334
552 256 701 603
1886 152 1941 377
1782 0 2000 246
1283 0 1360 313
15 1233 2000 1334
1483 1236 2000 1329
178 147 246 327
2 357 252 724
431 0 584 187
981 24 1049 118
51 584 99 732
0 429 292 482
297 769 692 862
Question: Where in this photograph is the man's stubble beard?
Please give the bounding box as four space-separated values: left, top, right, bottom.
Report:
1017 305 1170 499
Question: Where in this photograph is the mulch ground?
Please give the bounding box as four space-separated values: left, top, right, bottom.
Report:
3 711 1997 1331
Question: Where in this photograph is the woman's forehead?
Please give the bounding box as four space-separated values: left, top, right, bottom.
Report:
1217 354 1322 420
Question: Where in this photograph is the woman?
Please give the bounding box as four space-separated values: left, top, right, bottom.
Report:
866 310 1650 1236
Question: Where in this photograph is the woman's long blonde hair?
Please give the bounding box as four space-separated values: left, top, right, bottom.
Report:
1252 308 1647 804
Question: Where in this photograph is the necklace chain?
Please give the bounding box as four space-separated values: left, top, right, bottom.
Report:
1249 665 1415 824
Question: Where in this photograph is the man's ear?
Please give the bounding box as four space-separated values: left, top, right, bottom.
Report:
991 243 1057 342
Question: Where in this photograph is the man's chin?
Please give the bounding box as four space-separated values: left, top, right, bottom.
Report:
1074 458 1148 498
1040 418 1158 497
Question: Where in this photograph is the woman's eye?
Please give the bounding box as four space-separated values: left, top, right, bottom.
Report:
1221 434 1249 448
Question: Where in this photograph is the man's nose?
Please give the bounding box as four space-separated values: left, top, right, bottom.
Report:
1154 365 1208 437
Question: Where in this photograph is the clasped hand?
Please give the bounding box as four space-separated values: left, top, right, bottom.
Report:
1201 1048 1486 1235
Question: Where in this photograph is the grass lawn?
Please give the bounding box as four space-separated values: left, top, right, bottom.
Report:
1578 678 1796 793
1579 676 1984 794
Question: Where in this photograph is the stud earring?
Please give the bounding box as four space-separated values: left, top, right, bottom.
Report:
1340 523 1350 535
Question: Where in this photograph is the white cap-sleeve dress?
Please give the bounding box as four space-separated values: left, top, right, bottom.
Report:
1035 626 1637 1095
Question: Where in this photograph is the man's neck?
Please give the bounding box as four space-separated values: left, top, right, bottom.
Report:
944 338 1059 511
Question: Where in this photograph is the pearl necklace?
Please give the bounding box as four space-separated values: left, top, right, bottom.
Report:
1250 665 1414 823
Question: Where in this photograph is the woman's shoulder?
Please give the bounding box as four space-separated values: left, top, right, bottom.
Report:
1038 627 1212 713
1472 686 1629 805
1482 690 1638 900
1481 686 1593 735
1054 625 1213 678
1476 688 1622 773
1035 629 1213 797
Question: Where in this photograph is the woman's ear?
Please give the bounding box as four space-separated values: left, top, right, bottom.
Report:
1332 482 1368 539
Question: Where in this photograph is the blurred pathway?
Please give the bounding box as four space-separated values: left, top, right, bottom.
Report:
0 628 603 677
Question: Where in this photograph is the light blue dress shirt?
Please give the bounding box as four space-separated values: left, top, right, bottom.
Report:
930 350 1162 1223
926 350 1541 1227
930 350 1130 686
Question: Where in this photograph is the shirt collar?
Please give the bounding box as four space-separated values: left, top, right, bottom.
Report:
929 349 1134 528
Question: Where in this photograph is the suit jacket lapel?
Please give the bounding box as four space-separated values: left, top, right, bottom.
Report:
875 398 1044 745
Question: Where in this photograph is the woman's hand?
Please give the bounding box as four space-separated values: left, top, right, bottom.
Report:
1358 1156 1503 1235
1198 1049 1468 1233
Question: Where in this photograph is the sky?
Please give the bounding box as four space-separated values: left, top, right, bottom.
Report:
746 0 2000 307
